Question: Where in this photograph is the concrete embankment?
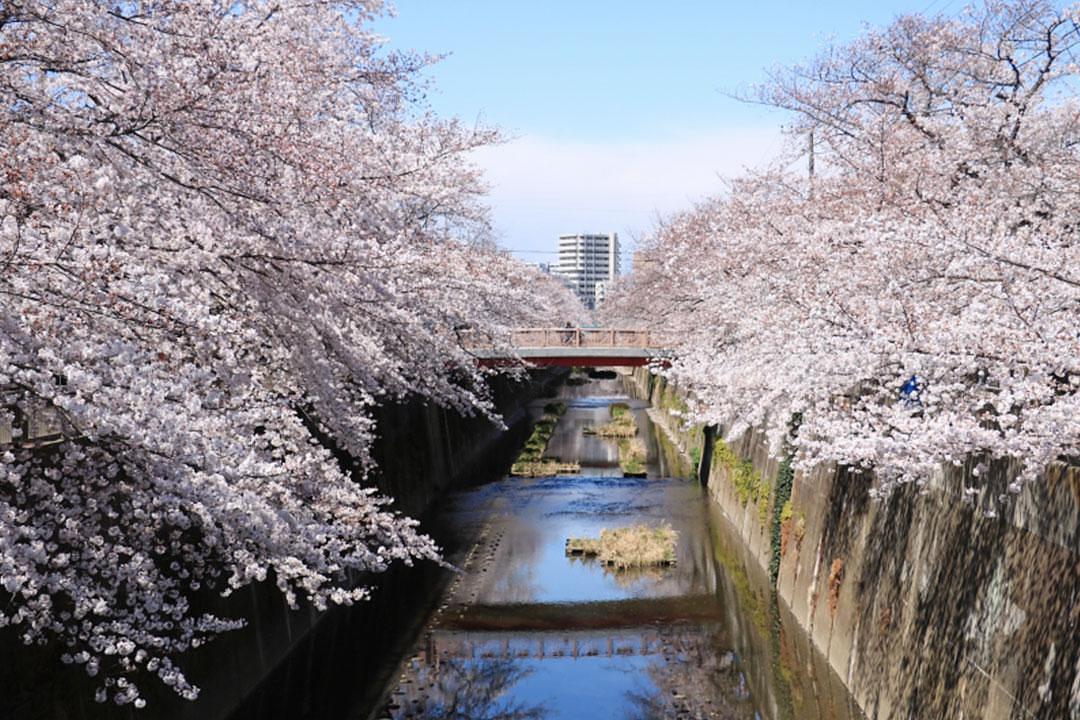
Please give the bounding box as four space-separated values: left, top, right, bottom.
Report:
629 367 1080 720
0 370 566 720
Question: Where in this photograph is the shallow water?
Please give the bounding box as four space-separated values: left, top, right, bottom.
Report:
374 376 863 720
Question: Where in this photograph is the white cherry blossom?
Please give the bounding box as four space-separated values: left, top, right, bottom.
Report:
0 0 582 706
605 0 1079 498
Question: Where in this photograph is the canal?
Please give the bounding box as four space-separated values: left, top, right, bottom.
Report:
369 372 865 720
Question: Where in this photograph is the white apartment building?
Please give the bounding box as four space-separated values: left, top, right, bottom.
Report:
554 233 620 309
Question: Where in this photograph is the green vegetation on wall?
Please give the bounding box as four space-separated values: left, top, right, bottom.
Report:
640 372 706 476
769 455 795 587
689 445 702 472
714 439 771 524
658 381 690 416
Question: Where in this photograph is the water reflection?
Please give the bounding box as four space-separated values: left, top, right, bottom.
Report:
625 627 756 720
387 654 546 720
485 517 543 603
446 473 714 604
377 374 865 720
564 556 672 591
391 626 766 720
410 633 653 720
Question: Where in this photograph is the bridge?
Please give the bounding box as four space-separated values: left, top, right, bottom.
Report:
474 327 671 367
2 328 671 446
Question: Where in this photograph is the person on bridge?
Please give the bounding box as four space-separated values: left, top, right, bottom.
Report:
561 321 575 346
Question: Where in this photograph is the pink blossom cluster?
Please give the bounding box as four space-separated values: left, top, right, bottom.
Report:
0 0 581 707
604 1 1080 504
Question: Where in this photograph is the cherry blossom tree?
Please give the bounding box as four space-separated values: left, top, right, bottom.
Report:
0 0 580 707
605 0 1080 504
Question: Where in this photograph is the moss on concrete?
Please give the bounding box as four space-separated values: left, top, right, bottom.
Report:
715 439 771 518
769 455 795 587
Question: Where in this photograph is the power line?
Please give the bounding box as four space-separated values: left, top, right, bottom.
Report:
921 0 958 18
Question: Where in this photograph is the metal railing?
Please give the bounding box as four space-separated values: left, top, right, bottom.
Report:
507 328 664 349
429 629 667 660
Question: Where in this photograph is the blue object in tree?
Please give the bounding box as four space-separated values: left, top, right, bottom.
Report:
900 374 921 405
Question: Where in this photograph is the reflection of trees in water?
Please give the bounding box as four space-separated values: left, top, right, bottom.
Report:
488 516 543 603
594 558 667 590
624 627 754 720
564 556 678 594
603 563 667 590
392 656 547 720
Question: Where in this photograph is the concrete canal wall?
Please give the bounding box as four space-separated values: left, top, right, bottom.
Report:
0 370 566 720
630 367 1080 720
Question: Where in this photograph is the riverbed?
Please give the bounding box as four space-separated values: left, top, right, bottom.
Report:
371 374 864 720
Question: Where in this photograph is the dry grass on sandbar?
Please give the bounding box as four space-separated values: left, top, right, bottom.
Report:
565 523 677 569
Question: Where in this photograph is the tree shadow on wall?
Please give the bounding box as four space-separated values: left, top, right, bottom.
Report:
818 464 873 567
843 457 1079 720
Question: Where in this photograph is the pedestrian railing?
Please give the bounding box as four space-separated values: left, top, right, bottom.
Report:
507 328 665 349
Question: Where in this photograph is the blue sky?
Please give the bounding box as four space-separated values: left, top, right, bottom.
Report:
373 0 964 265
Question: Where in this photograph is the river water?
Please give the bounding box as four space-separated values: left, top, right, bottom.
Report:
372 375 865 720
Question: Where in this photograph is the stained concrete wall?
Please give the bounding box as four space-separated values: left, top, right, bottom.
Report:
632 367 1080 720
624 367 706 472
0 370 565 720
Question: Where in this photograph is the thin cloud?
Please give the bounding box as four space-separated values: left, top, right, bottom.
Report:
473 127 784 260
